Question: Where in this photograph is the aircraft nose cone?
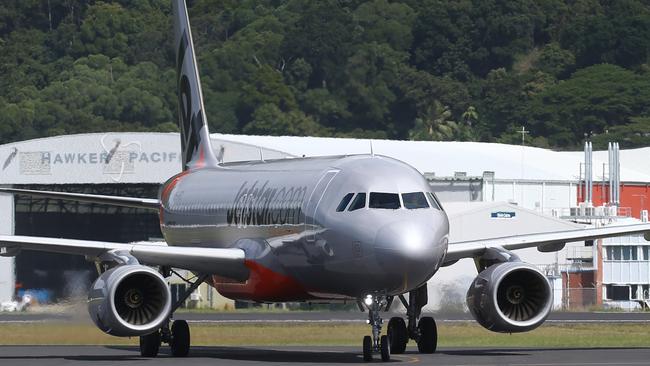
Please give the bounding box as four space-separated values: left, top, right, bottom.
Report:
374 218 448 293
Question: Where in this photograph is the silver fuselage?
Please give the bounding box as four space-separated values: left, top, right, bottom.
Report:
159 154 449 302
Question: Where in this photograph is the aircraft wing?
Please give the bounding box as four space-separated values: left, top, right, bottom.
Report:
444 223 650 264
0 188 159 210
0 235 248 281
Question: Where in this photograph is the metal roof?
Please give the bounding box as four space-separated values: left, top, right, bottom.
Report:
214 133 650 183
1 132 648 185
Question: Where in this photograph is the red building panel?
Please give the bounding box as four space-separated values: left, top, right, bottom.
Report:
578 184 650 219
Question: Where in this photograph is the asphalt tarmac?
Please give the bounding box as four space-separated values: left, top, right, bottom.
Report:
1 345 650 365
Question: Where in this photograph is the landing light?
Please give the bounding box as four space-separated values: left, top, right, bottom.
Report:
363 295 373 306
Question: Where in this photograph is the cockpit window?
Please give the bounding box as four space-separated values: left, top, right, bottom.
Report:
369 192 401 209
336 193 354 212
348 193 366 211
402 192 429 209
426 192 442 210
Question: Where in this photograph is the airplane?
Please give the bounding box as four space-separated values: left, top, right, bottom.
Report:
2 0 650 362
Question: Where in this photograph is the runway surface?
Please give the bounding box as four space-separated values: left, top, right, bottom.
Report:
3 311 650 323
2 345 650 365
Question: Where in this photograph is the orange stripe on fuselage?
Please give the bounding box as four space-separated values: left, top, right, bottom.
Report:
159 170 190 225
195 145 206 169
210 260 312 302
161 170 190 203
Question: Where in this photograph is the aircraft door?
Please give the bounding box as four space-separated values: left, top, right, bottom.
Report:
304 169 339 242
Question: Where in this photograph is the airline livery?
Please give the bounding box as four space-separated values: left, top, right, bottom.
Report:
2 1 650 362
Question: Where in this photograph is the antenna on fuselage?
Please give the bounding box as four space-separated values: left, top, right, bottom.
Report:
259 147 265 162
370 140 375 157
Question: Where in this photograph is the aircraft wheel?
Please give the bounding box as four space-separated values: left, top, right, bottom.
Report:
380 335 390 362
139 330 161 357
170 320 190 357
362 335 373 362
416 316 437 354
387 317 408 354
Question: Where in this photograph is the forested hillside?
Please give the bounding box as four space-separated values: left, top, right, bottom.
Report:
1 0 649 149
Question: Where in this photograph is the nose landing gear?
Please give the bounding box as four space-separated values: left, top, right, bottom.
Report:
390 284 438 355
361 295 391 362
362 284 437 360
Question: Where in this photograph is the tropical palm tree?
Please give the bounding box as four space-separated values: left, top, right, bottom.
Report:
409 100 459 141
462 105 478 127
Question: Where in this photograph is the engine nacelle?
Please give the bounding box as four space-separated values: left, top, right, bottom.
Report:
88 265 171 337
466 262 552 333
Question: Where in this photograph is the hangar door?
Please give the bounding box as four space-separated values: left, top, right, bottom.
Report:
14 184 161 302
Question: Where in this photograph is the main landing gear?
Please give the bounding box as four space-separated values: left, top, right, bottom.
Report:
360 285 437 362
139 270 209 358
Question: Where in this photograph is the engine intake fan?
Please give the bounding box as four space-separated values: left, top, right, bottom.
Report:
88 265 171 337
466 262 552 333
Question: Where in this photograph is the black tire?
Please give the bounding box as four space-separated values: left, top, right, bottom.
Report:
380 335 390 362
139 330 161 358
387 317 408 354
170 320 190 357
363 335 373 362
417 316 437 354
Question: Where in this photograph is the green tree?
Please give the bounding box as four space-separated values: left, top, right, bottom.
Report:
411 0 544 79
353 0 416 52
344 43 406 133
476 68 530 140
243 103 328 136
301 88 350 127
533 42 575 78
395 66 470 138
78 2 134 59
462 105 478 127
528 64 650 147
409 100 469 141
560 0 650 68
239 64 297 121
282 0 355 88
591 117 650 149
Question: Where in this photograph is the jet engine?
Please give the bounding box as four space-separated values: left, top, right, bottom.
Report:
466 262 552 333
88 265 171 337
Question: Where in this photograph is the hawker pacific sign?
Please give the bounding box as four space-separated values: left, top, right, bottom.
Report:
0 133 183 184
38 151 181 165
17 151 181 175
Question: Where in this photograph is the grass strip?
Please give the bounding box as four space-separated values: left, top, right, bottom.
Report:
1 322 649 348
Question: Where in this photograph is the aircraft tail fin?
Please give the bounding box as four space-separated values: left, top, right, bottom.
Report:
172 0 219 170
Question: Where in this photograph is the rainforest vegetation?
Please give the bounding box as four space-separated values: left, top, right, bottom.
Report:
1 0 649 149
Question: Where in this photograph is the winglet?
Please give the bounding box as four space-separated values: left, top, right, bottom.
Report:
172 0 219 170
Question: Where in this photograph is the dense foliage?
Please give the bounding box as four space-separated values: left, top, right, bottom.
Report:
1 0 649 149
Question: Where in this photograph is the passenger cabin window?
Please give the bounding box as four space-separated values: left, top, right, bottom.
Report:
426 192 442 210
348 193 366 211
402 192 429 209
336 193 354 212
369 192 401 209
